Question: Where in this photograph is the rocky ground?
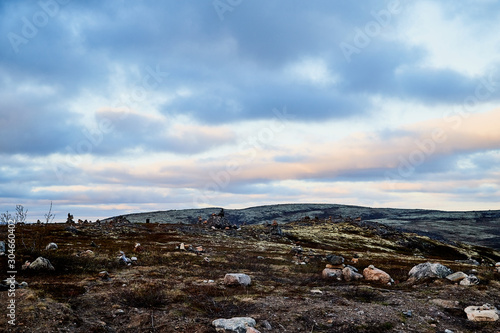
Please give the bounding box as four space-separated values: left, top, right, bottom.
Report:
107 204 500 250
1 216 500 332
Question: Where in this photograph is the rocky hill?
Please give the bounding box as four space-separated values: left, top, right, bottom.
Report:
106 204 500 250
1 217 499 332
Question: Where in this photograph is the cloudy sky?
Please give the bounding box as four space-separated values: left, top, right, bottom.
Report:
1 0 500 222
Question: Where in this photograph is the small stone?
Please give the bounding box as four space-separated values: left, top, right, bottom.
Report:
446 271 467 282
98 271 110 280
464 304 499 321
115 309 125 315
444 329 454 333
403 310 412 318
246 328 261 333
179 243 185 250
310 289 323 295
130 256 138 262
224 273 251 287
45 242 58 250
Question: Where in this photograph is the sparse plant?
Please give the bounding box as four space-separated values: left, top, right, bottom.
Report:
45 201 56 223
0 210 13 224
15 204 28 223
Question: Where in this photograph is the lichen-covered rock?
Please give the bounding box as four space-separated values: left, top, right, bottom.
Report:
212 317 256 333
408 262 452 280
27 257 55 271
224 273 251 287
363 265 393 284
464 304 499 322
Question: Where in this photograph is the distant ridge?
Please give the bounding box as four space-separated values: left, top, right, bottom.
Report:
106 203 500 250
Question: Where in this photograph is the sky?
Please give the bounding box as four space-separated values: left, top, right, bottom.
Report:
1 0 500 222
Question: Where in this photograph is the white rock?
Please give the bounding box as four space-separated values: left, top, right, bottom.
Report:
464 304 499 322
224 273 251 287
212 317 256 333
45 242 58 250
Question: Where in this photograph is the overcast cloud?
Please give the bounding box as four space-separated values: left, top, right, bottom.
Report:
1 0 500 221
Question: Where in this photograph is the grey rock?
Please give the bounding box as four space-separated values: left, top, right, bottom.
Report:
408 262 452 280
326 254 344 265
212 317 256 333
460 274 479 286
0 241 5 253
45 242 58 250
27 257 55 271
224 273 251 287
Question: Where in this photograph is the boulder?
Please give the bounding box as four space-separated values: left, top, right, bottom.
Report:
326 254 344 265
343 266 363 282
408 262 452 281
464 304 499 322
459 274 479 286
322 268 343 280
27 257 55 271
224 273 251 287
212 317 257 333
363 265 393 284
445 271 467 282
45 242 58 250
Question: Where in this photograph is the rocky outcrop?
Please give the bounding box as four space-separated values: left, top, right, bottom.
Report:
408 262 452 281
212 317 257 333
363 265 393 284
224 274 251 287
464 304 499 322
